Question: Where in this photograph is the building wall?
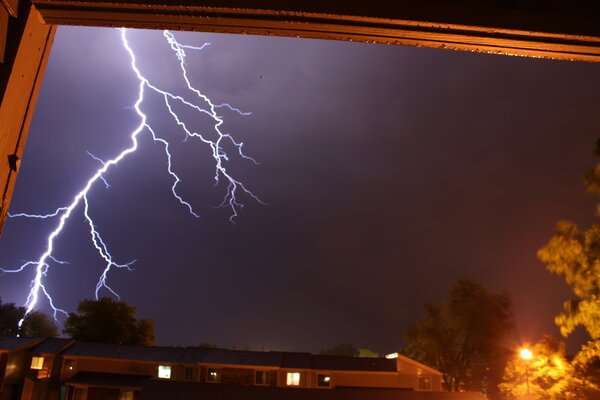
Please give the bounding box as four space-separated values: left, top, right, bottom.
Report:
21 353 69 400
5 349 28 383
195 365 279 386
396 357 444 391
324 370 409 389
61 356 442 392
21 378 51 400
0 348 30 399
48 359 442 397
219 366 252 386
87 387 119 400
0 353 7 390
60 358 156 381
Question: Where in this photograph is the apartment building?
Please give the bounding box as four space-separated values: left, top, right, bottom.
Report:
0 337 489 400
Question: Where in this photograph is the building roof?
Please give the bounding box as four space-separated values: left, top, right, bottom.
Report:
281 352 312 369
61 341 401 372
0 337 43 351
395 353 444 376
30 338 74 354
62 342 207 363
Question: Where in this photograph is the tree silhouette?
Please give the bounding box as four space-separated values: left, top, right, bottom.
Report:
403 279 513 396
64 297 154 346
0 298 57 337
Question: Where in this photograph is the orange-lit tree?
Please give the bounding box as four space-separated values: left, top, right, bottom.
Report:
500 335 576 399
535 140 600 399
501 335 600 399
538 141 600 373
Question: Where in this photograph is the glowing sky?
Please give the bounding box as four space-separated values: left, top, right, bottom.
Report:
1 26 599 354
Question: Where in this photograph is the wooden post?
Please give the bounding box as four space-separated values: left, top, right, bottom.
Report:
0 1 56 235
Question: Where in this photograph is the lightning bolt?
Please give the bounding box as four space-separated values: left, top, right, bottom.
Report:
1 28 263 329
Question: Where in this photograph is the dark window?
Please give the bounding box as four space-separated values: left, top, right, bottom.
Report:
317 374 331 387
63 359 76 372
185 367 197 380
255 370 268 385
418 376 432 391
206 368 221 383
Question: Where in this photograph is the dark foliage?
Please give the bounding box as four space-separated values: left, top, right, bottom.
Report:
63 297 154 346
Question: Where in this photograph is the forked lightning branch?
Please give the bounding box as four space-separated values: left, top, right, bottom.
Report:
0 28 263 328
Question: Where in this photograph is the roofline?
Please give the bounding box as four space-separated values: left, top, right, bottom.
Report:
394 353 443 376
35 339 77 355
0 338 45 353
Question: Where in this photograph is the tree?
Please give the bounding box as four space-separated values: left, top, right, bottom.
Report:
538 140 600 372
0 298 57 337
319 343 359 357
403 279 513 397
0 299 25 336
63 297 154 346
500 335 600 400
357 348 379 358
21 311 58 337
196 343 219 349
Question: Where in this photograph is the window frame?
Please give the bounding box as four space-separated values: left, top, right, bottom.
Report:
157 365 172 379
206 367 221 383
119 391 134 400
254 370 269 386
184 366 197 381
63 359 76 372
30 356 44 370
317 373 331 387
286 371 300 386
418 375 433 391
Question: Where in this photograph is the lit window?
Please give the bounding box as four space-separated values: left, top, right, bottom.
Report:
317 374 331 387
158 365 171 379
418 376 432 391
286 372 300 386
255 370 268 385
31 356 44 370
206 368 221 383
119 391 134 400
184 367 197 380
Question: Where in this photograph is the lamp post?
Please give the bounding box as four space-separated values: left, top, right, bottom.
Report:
520 348 532 399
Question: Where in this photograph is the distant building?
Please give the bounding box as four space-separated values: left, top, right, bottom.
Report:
0 337 487 400
0 337 44 400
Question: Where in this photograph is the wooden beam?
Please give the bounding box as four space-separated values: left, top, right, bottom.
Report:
32 1 600 62
1 0 19 17
0 4 55 234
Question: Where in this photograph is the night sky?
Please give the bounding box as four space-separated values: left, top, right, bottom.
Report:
1 26 599 355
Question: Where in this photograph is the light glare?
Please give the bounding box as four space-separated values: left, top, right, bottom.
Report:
520 349 532 360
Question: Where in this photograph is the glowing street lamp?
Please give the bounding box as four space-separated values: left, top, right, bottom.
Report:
520 348 532 399
520 349 532 360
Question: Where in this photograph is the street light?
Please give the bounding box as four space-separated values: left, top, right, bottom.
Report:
520 349 532 360
520 348 532 399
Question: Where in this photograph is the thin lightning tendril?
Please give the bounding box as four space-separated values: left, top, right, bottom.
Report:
1 28 263 330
